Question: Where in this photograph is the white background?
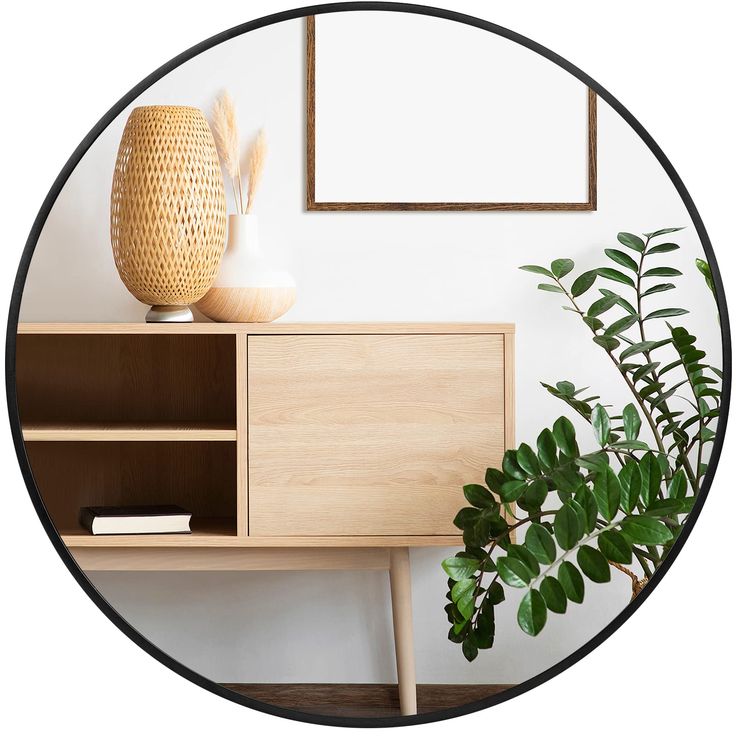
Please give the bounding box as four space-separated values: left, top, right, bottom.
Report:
314 11 589 202
14 0 720 687
15 0 718 688
1 0 734 733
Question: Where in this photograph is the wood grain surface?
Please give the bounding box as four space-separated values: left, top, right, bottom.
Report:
248 334 506 536
223 683 512 717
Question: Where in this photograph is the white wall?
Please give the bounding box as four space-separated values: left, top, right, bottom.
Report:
20 16 721 685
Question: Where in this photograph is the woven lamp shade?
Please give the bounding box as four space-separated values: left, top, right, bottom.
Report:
110 106 227 321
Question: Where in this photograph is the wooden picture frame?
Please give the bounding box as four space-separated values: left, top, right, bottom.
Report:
305 15 597 212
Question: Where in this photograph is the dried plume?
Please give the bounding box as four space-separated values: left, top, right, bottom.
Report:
246 130 267 214
211 91 244 212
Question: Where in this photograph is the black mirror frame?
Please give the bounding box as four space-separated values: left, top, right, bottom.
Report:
4 1 731 728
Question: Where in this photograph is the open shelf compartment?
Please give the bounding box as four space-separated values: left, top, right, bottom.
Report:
15 333 236 431
25 441 237 542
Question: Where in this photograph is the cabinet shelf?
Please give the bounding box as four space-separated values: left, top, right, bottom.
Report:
22 422 236 442
60 517 236 547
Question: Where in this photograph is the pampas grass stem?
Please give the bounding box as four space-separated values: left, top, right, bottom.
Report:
211 91 244 213
211 92 267 215
246 130 267 214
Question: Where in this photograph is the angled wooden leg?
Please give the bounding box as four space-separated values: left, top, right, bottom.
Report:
389 547 417 716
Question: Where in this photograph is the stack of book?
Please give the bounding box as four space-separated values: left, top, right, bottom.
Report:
79 505 192 535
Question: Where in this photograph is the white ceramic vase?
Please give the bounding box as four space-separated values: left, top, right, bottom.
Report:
196 214 296 323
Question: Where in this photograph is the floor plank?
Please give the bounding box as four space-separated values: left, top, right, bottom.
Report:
222 683 512 717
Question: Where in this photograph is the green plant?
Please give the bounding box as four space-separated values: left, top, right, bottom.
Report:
443 228 722 661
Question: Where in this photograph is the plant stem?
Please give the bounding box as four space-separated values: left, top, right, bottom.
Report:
634 239 697 491
527 519 619 589
555 278 670 472
470 510 557 622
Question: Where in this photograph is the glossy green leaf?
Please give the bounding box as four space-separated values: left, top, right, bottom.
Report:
539 283 565 293
632 362 659 383
555 380 576 396
569 499 588 538
517 589 547 636
583 315 605 332
500 479 527 503
540 577 567 614
522 478 548 508
598 530 632 564
475 606 495 649
696 258 715 295
451 578 476 619
617 232 646 252
644 498 691 516
643 227 685 238
486 580 505 605
463 484 497 509
497 557 532 588
453 507 481 530
647 242 680 254
576 451 610 473
597 267 636 288
575 486 599 533
591 404 610 446
609 439 650 451
599 288 638 315
520 265 554 277
462 636 479 661
605 248 638 271
667 469 687 499
593 466 621 521
645 308 689 320
442 556 480 581
558 561 585 603
485 468 505 494
502 450 526 480
448 621 469 643
622 403 641 441
588 294 619 318
642 283 676 297
536 428 557 471
525 523 556 565
554 504 581 550
618 461 642 514
642 267 682 278
551 258 574 278
552 416 578 457
638 452 662 507
577 545 611 583
605 314 639 335
508 544 540 576
593 335 621 352
571 270 597 297
620 516 673 545
619 340 668 361
516 443 540 476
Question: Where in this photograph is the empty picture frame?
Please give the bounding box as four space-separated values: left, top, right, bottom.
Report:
306 12 597 211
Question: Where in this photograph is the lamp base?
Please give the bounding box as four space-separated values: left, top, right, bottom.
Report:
145 305 194 323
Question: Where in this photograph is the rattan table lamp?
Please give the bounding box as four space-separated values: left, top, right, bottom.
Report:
110 106 227 322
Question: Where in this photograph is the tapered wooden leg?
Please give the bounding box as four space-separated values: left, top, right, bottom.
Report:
389 547 417 716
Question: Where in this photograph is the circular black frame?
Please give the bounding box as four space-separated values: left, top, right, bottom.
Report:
4 1 731 728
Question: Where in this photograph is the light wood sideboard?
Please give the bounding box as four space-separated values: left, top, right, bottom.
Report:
15 322 515 716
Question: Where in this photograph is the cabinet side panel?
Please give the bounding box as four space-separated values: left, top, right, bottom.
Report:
504 331 515 451
237 333 248 536
248 334 505 536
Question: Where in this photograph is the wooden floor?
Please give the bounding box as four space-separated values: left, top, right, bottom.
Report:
222 683 512 717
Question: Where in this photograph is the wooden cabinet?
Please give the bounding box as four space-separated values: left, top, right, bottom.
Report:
248 334 506 536
14 322 514 716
